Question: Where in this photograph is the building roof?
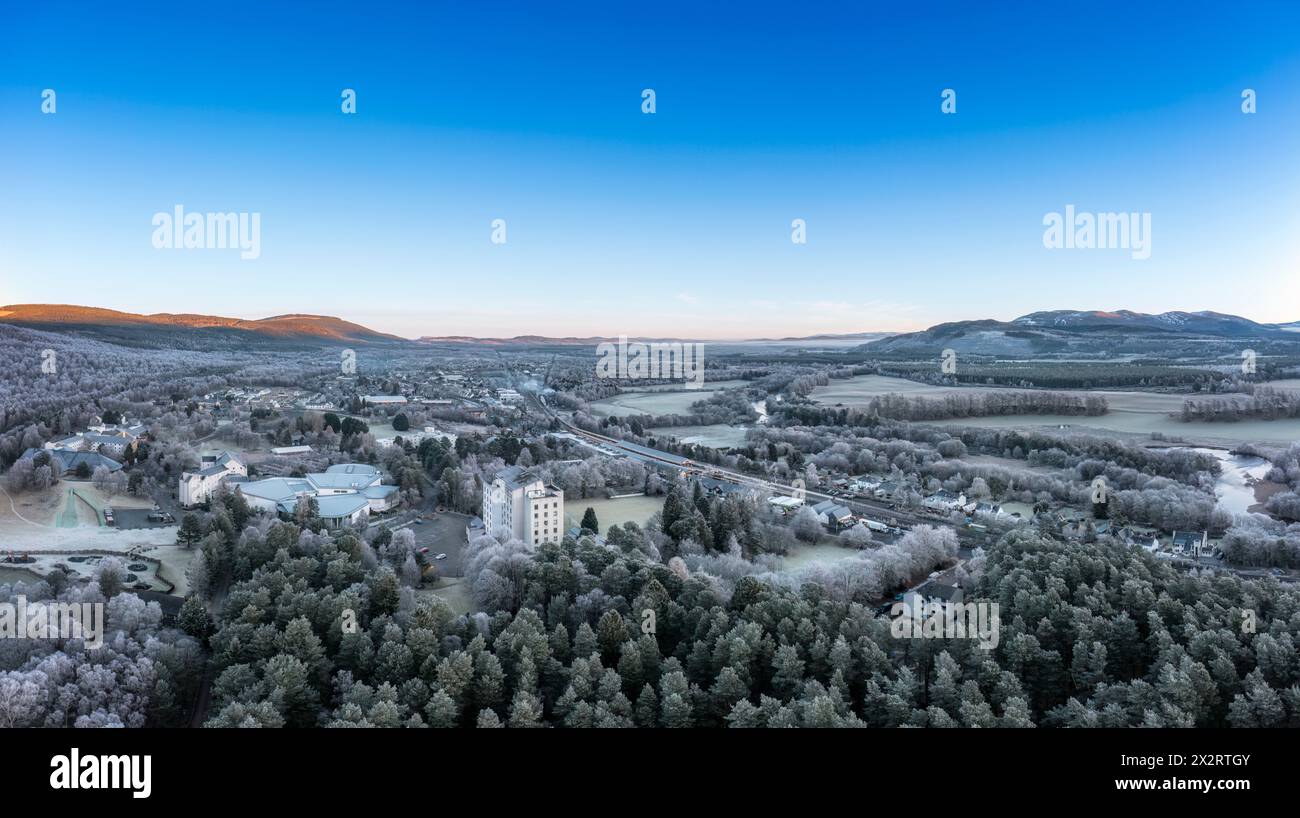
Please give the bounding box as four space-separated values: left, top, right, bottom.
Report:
307 472 381 491
20 448 123 474
315 494 370 520
914 582 964 603
494 465 543 491
238 477 313 503
325 463 379 476
362 485 399 499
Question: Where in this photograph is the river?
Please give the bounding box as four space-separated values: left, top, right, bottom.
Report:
1182 447 1273 516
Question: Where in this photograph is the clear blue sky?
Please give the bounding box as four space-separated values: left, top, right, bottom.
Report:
2 1 1298 339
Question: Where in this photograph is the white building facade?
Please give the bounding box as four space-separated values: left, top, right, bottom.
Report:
482 466 564 547
179 451 247 507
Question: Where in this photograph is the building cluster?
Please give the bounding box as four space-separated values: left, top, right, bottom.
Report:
375 425 457 450
178 453 398 528
18 420 147 476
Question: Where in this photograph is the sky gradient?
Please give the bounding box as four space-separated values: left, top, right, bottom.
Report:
2 1 1299 339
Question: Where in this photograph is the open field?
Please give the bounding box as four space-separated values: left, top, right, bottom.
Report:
781 542 863 571
811 374 1300 446
811 375 1014 402
927 414 1300 446
417 578 472 615
564 494 665 533
588 380 749 418
648 424 751 449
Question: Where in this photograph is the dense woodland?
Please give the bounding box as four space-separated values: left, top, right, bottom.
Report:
143 519 1300 727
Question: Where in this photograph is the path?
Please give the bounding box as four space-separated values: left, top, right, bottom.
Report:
0 484 51 529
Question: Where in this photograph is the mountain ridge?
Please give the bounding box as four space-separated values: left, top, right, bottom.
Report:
0 304 403 345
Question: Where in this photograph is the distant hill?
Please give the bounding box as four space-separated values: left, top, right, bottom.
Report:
418 335 616 346
1012 309 1279 337
866 309 1300 357
418 331 893 346
0 304 403 347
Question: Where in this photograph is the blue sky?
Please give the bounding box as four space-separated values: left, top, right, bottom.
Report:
2 1 1298 339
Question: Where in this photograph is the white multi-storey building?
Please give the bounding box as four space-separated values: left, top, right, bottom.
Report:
481 466 564 547
179 451 246 507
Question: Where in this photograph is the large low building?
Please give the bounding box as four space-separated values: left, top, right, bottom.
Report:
236 463 398 528
18 448 122 477
375 425 457 450
179 451 247 507
481 465 564 547
41 423 146 462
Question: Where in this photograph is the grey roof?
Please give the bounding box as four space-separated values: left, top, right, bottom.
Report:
238 477 313 502
494 465 542 491
308 472 380 490
916 582 964 602
20 448 122 474
315 494 369 519
325 463 378 476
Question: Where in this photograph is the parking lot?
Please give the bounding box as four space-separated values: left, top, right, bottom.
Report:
392 512 471 578
113 508 177 530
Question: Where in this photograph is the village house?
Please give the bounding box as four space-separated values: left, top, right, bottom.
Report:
923 490 967 514
1171 530 1210 557
811 498 855 531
